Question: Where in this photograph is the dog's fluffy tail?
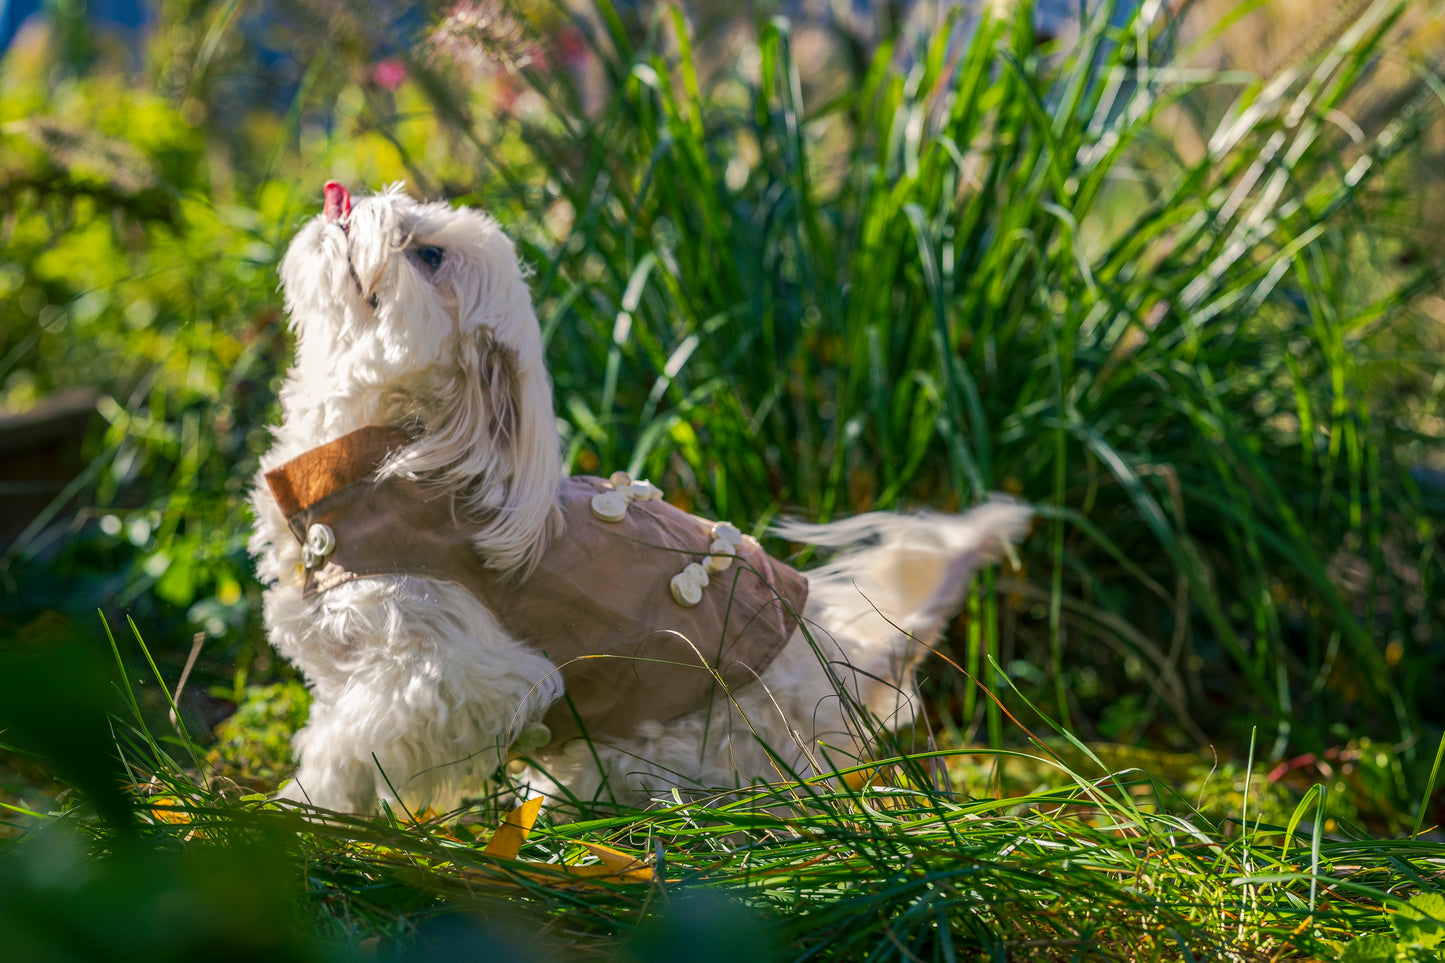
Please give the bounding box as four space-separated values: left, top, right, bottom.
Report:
775 498 1032 646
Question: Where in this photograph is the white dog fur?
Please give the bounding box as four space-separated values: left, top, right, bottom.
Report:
250 184 1031 814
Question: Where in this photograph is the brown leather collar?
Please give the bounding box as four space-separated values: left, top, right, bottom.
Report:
265 425 412 516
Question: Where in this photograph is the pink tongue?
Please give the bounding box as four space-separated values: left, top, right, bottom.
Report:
323 180 351 222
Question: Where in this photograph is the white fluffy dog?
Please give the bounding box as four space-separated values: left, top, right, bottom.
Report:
250 183 1031 815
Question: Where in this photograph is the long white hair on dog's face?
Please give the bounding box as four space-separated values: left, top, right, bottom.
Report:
277 184 562 575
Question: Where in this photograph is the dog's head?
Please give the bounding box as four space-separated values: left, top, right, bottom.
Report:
279 182 561 573
280 183 545 373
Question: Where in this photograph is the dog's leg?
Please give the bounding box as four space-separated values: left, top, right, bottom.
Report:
272 579 564 814
280 697 389 811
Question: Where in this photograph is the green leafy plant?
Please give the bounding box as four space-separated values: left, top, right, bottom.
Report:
365 0 1445 760
1341 893 1445 962
207 680 311 787
2 2 1444 955
4 619 1443 961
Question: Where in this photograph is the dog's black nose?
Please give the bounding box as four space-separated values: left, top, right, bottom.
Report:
323 181 352 224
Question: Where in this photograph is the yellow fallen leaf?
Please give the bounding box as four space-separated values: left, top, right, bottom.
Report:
483 796 543 858
519 862 654 884
575 840 652 877
842 766 885 791
476 797 654 888
148 802 192 825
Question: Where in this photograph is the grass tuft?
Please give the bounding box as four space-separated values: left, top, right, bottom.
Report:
369 0 1445 756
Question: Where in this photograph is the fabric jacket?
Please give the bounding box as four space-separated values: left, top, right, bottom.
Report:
266 426 809 748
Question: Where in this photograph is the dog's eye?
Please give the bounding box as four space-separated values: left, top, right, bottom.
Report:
415 245 445 270
366 292 379 308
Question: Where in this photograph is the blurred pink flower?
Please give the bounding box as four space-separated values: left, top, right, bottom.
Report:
555 25 586 69
371 58 407 91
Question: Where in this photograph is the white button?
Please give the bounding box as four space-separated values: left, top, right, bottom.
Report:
306 523 336 557
711 521 742 547
670 562 710 607
628 479 663 501
609 470 633 489
591 489 630 522
512 721 552 752
703 537 737 573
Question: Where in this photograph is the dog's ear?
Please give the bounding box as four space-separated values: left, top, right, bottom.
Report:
385 219 563 576
474 326 564 572
403 326 560 575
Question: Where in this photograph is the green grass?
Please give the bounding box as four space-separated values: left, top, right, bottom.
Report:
2 0 1439 752
401 0 1445 757
3 624 1444 961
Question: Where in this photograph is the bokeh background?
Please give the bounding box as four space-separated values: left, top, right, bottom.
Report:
1 0 1444 956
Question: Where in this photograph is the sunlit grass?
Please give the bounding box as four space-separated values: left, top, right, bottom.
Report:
2 0 1444 957
387 0 1445 761
5 619 1441 961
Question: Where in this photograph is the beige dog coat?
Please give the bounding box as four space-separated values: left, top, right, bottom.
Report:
265 426 808 749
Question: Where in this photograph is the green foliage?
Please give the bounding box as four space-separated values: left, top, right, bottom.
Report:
3 624 1443 962
391 0 1445 755
208 680 312 786
1396 892 1445 950
0 57 282 662
1 0 1444 954
1341 935 1400 963
1340 893 1445 961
